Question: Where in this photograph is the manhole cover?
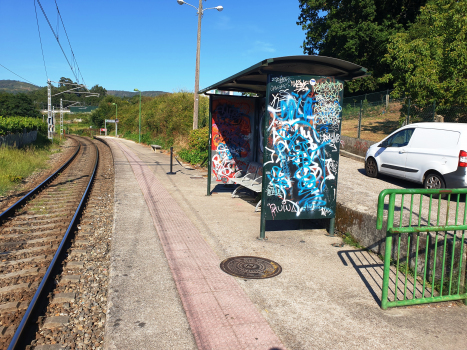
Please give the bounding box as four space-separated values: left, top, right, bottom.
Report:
220 256 282 279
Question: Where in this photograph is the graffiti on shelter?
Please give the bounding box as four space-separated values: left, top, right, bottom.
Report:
264 76 343 220
211 97 254 184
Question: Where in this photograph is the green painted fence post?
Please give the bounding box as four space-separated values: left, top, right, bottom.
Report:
381 193 396 310
207 99 213 196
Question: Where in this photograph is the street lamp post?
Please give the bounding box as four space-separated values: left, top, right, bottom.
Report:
176 0 223 130
112 103 118 137
134 89 142 143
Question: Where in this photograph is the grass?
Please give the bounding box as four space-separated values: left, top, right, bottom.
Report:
341 231 366 250
0 133 62 196
341 102 403 142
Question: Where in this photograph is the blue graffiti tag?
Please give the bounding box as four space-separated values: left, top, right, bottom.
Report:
266 80 343 217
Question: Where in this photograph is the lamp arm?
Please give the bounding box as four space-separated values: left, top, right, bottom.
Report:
183 2 199 12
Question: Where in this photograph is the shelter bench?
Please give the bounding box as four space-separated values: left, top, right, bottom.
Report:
150 144 162 153
231 162 263 212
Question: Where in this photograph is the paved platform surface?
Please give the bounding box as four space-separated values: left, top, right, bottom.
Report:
103 137 467 350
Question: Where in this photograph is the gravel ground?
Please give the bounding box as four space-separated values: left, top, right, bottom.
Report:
29 138 114 350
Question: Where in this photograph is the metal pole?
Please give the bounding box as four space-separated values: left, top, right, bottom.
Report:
115 104 118 137
358 100 363 138
328 217 335 236
139 91 141 143
433 100 436 122
47 80 52 140
407 98 411 125
192 0 203 130
105 120 107 136
259 97 269 240
207 98 213 196
60 98 63 140
381 194 396 310
168 147 176 175
386 89 389 110
52 106 55 137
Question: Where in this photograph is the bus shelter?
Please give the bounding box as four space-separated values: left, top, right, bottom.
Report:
200 55 368 239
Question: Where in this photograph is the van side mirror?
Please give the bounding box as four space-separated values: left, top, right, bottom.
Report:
379 141 388 148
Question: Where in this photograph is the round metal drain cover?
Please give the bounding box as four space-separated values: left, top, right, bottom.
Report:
220 256 282 279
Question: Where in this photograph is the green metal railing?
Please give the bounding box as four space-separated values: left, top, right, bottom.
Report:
377 188 467 309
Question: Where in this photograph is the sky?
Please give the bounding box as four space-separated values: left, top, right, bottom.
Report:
0 0 306 93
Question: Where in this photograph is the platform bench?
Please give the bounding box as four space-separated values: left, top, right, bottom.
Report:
231 162 263 212
150 144 162 153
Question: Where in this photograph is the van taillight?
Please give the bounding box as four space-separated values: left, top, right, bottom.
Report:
459 150 467 167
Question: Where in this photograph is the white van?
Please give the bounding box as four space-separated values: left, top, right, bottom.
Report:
365 123 467 189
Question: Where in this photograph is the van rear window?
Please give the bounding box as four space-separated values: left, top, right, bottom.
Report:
409 128 460 149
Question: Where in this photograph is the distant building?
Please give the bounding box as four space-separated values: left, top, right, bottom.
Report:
70 106 98 114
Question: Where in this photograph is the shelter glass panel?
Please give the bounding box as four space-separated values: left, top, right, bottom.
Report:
263 75 344 220
211 95 256 184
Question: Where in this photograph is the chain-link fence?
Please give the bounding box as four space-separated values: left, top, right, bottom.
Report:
341 91 467 142
403 101 467 124
341 94 403 142
342 89 394 106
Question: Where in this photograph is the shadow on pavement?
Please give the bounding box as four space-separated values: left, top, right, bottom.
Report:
338 249 384 306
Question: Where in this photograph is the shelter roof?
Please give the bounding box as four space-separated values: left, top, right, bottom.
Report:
199 55 368 95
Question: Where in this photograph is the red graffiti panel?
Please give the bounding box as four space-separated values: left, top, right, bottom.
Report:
211 96 255 183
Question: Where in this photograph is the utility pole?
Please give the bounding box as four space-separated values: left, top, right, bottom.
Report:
176 0 223 130
52 106 56 139
47 80 53 140
47 80 99 141
60 98 64 139
192 0 203 130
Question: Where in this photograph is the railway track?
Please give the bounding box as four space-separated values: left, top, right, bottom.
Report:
0 135 100 349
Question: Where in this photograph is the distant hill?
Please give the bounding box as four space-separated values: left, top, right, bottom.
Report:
107 90 169 98
0 80 169 98
0 80 42 94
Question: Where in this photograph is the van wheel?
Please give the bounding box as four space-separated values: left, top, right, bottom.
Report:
365 157 378 178
424 172 445 190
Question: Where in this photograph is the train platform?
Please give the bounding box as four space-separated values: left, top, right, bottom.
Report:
102 137 467 350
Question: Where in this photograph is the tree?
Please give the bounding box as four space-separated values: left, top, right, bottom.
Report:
297 0 427 94
0 92 41 118
87 85 107 106
383 0 467 106
58 77 74 87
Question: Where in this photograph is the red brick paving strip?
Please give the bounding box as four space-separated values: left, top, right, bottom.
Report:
111 140 286 350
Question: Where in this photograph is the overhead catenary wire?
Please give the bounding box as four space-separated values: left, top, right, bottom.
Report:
54 0 86 86
35 0 80 84
0 63 38 86
34 0 48 81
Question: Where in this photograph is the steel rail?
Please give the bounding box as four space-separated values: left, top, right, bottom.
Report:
0 138 81 223
7 140 99 350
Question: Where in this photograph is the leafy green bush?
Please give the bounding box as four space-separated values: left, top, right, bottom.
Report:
152 135 174 148
188 126 209 151
0 116 46 135
178 148 208 164
88 91 209 148
178 126 209 165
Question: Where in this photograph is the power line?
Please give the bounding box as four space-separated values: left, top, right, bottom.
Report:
54 0 86 86
35 0 80 83
0 63 37 86
34 0 48 81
